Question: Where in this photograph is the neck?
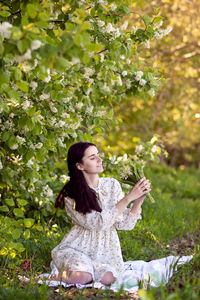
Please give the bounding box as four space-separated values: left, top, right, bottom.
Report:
83 173 99 188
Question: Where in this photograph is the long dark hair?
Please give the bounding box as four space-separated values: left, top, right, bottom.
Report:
54 142 102 214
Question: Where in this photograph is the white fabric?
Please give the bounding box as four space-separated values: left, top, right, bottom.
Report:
37 255 193 293
51 177 141 282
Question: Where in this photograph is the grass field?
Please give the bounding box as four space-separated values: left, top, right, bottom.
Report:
0 164 200 299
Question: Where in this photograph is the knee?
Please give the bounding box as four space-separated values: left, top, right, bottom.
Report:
100 272 116 285
68 271 93 285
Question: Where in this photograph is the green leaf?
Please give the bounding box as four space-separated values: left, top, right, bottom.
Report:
12 228 21 240
27 4 37 19
24 229 30 240
25 149 35 161
85 43 104 52
13 208 24 218
0 11 11 17
16 81 29 93
143 15 152 26
7 135 17 148
17 199 28 206
34 225 43 231
0 72 9 85
0 205 9 212
2 131 10 142
12 242 25 252
24 218 35 228
81 52 91 64
5 199 15 206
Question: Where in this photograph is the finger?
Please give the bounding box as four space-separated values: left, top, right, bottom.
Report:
137 177 146 186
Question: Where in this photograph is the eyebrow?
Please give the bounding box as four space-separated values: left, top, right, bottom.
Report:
88 152 99 158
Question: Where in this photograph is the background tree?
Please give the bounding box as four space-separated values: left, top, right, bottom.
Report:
101 0 200 167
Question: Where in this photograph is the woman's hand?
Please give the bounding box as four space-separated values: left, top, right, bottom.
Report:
126 177 151 203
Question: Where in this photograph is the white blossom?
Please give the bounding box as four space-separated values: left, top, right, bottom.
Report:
62 97 71 103
60 175 70 182
110 3 117 10
31 40 43 50
21 62 32 72
71 57 81 64
103 23 115 34
56 120 66 127
154 27 173 39
10 113 15 118
49 104 58 113
0 160 3 170
22 100 31 110
102 83 110 93
43 185 53 197
71 132 77 138
98 0 108 5
152 145 157 153
135 145 144 153
35 142 43 149
126 59 131 64
126 79 131 89
30 81 38 90
122 71 127 77
40 93 49 100
132 26 138 33
49 117 56 125
16 136 26 144
97 20 105 27
153 20 163 29
144 40 150 49
135 70 144 81
120 55 125 60
121 21 128 31
148 88 155 97
112 28 120 39
0 22 12 39
76 102 83 110
15 49 32 63
85 105 94 114
100 53 104 62
10 143 18 150
84 67 95 79
117 75 122 86
139 79 147 86
61 113 70 118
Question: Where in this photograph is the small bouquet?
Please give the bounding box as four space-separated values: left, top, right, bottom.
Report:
120 160 155 203
104 135 167 203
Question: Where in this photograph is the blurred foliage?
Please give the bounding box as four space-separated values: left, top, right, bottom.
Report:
99 0 200 167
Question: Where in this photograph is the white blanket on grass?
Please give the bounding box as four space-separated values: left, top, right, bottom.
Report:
37 255 193 293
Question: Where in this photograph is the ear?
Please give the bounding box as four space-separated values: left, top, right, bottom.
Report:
76 162 84 171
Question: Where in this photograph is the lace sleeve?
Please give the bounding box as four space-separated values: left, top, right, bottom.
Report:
112 178 142 231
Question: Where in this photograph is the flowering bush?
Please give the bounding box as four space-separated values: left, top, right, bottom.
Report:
0 0 171 262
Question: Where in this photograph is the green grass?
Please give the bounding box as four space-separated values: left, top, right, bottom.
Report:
0 164 200 299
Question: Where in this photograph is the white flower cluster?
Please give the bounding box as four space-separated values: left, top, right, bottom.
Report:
148 88 155 97
121 21 128 31
85 105 94 114
44 68 51 83
30 142 43 150
98 0 108 5
135 71 147 87
30 81 38 91
40 93 50 101
16 136 26 144
110 3 117 10
0 160 3 170
22 100 31 110
43 185 53 197
101 23 121 39
49 103 58 113
61 112 70 118
55 120 66 128
31 40 43 50
102 83 110 93
84 67 95 81
0 22 12 39
15 49 32 63
154 27 172 39
76 102 83 110
135 144 144 154
119 165 132 179
60 174 70 183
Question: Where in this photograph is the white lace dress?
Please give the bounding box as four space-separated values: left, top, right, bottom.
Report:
51 177 142 282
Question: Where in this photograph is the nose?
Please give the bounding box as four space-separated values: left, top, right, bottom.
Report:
97 156 102 163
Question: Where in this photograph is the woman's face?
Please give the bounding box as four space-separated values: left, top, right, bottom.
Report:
76 146 103 174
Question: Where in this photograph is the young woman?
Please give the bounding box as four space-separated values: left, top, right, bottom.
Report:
51 141 151 285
